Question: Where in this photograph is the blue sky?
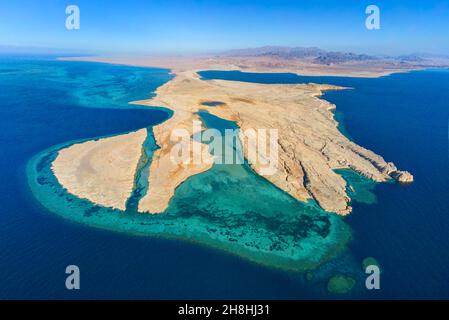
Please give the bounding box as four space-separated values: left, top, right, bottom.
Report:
1 0 448 55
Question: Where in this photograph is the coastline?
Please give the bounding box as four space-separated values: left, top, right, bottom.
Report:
23 57 423 285
51 56 413 215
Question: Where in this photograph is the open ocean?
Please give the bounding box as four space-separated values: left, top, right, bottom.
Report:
1 56 448 299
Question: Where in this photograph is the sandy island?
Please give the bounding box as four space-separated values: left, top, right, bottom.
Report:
52 56 413 215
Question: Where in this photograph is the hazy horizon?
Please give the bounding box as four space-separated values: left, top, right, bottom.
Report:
1 44 448 59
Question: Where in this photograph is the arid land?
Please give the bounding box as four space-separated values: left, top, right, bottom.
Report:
52 51 422 214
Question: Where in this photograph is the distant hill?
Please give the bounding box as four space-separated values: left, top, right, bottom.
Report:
221 46 325 58
220 46 378 65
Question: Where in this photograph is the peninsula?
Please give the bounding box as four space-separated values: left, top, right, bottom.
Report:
51 51 415 215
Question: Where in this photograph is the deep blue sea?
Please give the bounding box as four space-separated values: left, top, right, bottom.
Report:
1 56 448 299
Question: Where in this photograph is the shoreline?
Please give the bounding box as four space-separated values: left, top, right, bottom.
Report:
51 56 413 215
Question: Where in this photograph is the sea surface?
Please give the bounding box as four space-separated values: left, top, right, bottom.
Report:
0 56 448 299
